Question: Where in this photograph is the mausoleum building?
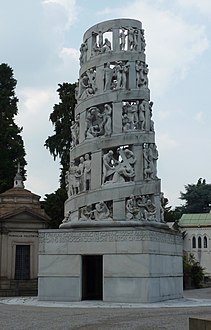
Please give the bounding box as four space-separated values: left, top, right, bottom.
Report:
0 167 49 296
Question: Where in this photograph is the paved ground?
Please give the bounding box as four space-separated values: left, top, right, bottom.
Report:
0 288 211 330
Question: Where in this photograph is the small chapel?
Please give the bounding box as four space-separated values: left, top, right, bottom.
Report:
0 166 49 296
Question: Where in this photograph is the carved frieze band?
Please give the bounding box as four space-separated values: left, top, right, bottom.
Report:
39 230 182 245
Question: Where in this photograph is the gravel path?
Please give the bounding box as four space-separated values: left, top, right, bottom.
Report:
0 288 211 330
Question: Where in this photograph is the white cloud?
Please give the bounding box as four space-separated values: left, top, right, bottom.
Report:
42 0 77 30
176 0 211 16
59 47 79 62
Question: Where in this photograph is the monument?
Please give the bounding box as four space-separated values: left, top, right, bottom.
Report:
38 19 183 302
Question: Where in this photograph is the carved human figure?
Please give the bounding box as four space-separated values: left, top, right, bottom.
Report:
102 38 111 52
133 29 139 51
144 198 156 221
103 104 112 137
102 150 119 183
112 148 136 183
135 60 142 87
122 113 131 132
83 153 91 191
104 62 113 91
123 102 137 130
80 205 92 221
143 144 153 180
122 62 130 89
79 41 88 65
80 84 95 100
86 125 100 139
126 194 139 220
140 29 146 52
87 68 97 92
119 28 126 50
98 30 103 48
114 61 123 89
142 63 149 88
92 42 100 56
128 27 135 50
92 201 111 221
148 143 158 178
138 101 145 130
67 160 76 196
144 100 151 131
70 116 79 148
75 157 84 193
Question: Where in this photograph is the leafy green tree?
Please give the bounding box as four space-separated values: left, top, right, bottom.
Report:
180 178 211 213
163 197 181 222
183 254 205 289
0 63 27 193
43 82 76 228
41 188 67 229
45 82 76 188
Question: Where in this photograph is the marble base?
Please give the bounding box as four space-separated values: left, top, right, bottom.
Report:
38 226 183 303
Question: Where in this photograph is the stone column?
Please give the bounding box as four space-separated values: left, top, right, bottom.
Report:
112 102 123 134
91 150 102 190
133 144 144 181
113 198 125 221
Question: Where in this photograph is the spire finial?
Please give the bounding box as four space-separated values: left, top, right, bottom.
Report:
14 162 24 188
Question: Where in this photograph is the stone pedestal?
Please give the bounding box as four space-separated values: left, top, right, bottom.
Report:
38 226 183 302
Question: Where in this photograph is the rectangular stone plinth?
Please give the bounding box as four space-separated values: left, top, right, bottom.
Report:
38 226 183 302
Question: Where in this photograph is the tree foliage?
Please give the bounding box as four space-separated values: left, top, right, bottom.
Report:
183 254 205 289
41 188 67 229
0 63 27 193
180 178 211 213
43 82 76 228
45 82 76 188
163 197 181 222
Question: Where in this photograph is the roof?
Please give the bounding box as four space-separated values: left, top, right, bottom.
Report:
179 213 211 227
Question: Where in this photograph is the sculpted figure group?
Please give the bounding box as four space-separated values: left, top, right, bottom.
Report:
143 143 158 180
135 61 149 88
122 100 154 132
126 194 156 221
103 61 130 91
85 104 112 139
102 148 136 184
66 154 91 197
79 201 112 222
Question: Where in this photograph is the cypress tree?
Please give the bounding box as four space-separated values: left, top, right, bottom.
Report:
0 63 27 193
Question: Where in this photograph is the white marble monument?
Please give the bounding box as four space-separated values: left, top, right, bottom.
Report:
38 18 183 302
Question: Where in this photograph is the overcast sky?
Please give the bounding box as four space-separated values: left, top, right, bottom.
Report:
1 0 211 207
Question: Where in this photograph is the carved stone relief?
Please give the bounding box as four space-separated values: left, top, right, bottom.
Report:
85 104 112 139
66 153 92 197
79 41 88 65
102 147 136 184
70 114 80 148
79 201 112 221
91 30 112 56
126 194 156 221
78 69 97 100
143 143 158 180
135 61 149 88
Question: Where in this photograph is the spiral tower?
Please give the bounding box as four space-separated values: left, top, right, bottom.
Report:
39 19 183 303
62 18 164 227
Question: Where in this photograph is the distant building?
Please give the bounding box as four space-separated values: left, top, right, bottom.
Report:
0 168 49 296
179 213 211 277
